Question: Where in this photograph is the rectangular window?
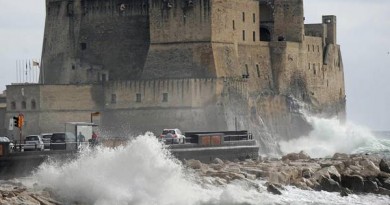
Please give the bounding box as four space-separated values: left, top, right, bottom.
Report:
111 94 116 104
162 93 168 102
256 65 260 78
80 43 87 50
253 31 256 41
233 20 235 30
308 63 310 70
242 12 245 22
253 13 255 23
245 64 249 75
242 30 245 41
136 93 141 102
308 45 310 52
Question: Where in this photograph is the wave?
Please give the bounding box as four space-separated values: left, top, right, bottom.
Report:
279 115 390 158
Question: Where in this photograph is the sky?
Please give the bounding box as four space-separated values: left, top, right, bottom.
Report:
0 0 389 131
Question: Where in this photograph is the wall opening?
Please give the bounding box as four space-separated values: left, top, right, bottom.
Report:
256 64 260 78
260 27 271 41
242 30 246 41
253 31 256 41
31 100 36 110
136 93 141 102
253 13 255 23
111 94 116 104
232 20 235 30
21 101 26 109
80 43 87 50
242 12 245 22
162 93 168 102
11 101 16 110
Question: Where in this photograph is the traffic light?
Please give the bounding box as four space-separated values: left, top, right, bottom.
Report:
13 116 18 128
12 115 24 128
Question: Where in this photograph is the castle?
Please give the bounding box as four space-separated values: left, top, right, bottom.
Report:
2 0 345 153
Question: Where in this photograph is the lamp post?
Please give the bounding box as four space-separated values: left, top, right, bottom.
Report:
90 112 100 123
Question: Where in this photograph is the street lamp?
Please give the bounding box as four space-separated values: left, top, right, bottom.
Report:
90 112 100 123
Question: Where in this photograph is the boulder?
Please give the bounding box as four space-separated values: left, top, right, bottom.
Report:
266 183 283 195
363 180 379 193
319 177 341 192
213 158 224 165
341 175 364 192
381 178 390 190
302 168 313 179
186 159 203 170
282 153 300 161
340 187 352 197
377 187 390 196
379 159 390 174
314 166 341 183
359 159 381 176
241 168 266 178
298 151 311 160
333 153 349 160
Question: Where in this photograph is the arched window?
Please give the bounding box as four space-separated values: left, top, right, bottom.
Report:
31 100 36 110
21 101 27 109
11 101 16 110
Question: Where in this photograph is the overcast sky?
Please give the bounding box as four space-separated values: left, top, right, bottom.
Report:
0 0 389 130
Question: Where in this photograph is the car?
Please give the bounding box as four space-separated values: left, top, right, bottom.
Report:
159 129 185 144
41 133 52 149
24 135 44 151
50 132 77 150
0 136 14 152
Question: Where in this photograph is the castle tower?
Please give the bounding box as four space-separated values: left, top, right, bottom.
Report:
323 15 337 45
41 0 150 84
272 0 304 42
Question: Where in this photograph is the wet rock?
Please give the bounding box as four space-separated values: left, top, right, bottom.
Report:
241 168 266 178
341 175 364 192
266 183 283 195
282 153 299 161
302 168 313 179
213 158 224 165
379 159 390 174
314 166 341 183
340 187 352 197
359 159 380 176
363 180 379 193
377 187 390 196
333 153 349 160
186 159 203 169
298 151 311 160
381 178 390 190
319 177 341 192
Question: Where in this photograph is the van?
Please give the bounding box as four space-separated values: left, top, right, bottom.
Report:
50 132 77 150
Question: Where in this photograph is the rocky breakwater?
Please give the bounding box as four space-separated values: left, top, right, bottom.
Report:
185 152 390 196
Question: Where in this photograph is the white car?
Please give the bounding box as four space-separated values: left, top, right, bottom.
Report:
24 135 44 151
159 129 186 144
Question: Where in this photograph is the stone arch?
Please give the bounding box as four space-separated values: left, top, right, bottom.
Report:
260 27 271 42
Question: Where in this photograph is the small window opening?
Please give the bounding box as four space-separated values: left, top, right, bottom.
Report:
312 45 315 52
232 20 235 30
245 64 249 75
308 63 311 70
31 100 36 110
136 93 141 102
11 102 16 110
253 13 255 23
317 45 320 52
308 45 310 52
242 30 245 41
111 94 117 104
253 31 256 41
242 12 245 22
80 43 87 50
21 101 26 109
162 93 168 102
256 65 260 78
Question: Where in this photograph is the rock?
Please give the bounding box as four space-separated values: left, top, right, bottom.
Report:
282 153 300 161
267 183 283 195
241 168 266 178
302 168 313 179
213 158 224 165
340 187 352 197
333 153 349 160
359 159 381 176
381 178 390 190
363 180 379 193
319 176 341 192
186 159 203 169
379 159 390 174
341 175 364 192
314 166 341 183
298 151 311 160
377 187 390 196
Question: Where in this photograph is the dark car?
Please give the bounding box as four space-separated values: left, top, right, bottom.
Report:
50 132 77 150
41 133 52 149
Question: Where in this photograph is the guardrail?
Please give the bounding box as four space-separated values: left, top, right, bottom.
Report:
9 141 97 153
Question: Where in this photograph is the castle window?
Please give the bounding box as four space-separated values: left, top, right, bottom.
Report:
327 80 329 87
111 94 116 104
313 64 316 75
308 45 310 52
136 93 141 103
80 43 87 50
317 45 320 52
21 101 26 110
245 64 249 76
253 13 255 23
242 30 245 41
31 100 36 110
312 45 315 52
308 63 310 70
162 93 168 102
242 12 245 22
11 101 16 110
256 65 260 78
233 20 235 30
253 31 256 41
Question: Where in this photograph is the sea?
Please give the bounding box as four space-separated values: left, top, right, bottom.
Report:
3 115 390 205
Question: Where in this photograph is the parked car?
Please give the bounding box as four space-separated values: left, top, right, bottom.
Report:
159 129 185 144
41 133 52 149
50 132 77 150
24 135 44 151
0 136 13 152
